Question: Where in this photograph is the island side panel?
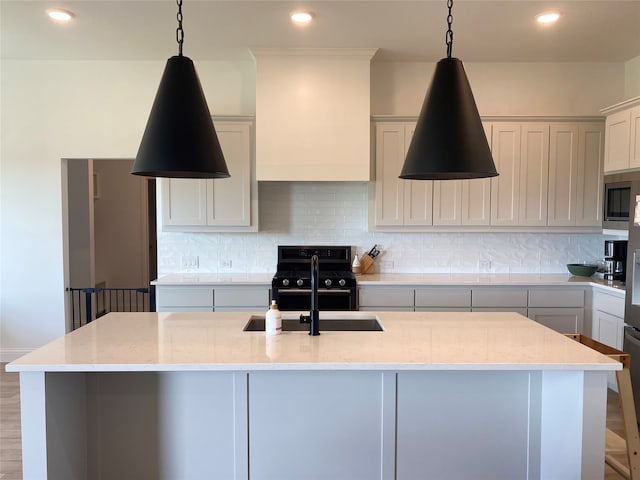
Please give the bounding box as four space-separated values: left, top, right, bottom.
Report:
17 372 89 480
86 371 244 480
396 371 532 479
248 371 395 480
538 370 608 480
45 373 88 480
581 372 609 479
19 372 48 479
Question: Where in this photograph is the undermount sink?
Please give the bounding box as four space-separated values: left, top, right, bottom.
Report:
243 314 383 332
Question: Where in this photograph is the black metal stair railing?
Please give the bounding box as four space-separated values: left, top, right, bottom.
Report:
66 287 156 330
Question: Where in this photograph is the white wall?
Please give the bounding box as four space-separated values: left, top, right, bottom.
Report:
93 159 147 289
371 62 624 116
626 55 640 99
0 59 255 360
66 160 93 289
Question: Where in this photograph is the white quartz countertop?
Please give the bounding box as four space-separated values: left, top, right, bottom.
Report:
7 311 620 373
152 272 625 292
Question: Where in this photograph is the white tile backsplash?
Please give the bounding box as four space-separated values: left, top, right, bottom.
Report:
157 182 615 276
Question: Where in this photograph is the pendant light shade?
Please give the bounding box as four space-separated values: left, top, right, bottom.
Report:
400 0 498 180
400 57 497 180
131 0 229 179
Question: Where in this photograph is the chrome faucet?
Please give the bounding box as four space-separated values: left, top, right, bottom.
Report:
300 254 321 335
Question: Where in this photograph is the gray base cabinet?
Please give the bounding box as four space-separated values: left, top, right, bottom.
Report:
248 371 395 480
156 285 270 312
397 371 531 479
156 286 214 312
358 284 587 332
358 286 414 311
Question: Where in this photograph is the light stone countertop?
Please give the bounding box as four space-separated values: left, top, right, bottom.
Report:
7 311 621 373
152 273 274 285
152 272 626 293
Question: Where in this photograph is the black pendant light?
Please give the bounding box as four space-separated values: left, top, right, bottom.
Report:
400 0 498 180
131 0 230 179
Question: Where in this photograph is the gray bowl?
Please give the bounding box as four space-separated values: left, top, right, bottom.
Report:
567 263 597 277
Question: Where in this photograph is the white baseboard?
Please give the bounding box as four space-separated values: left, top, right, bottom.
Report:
1 348 32 363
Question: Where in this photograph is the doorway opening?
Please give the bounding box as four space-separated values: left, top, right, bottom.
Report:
62 158 157 331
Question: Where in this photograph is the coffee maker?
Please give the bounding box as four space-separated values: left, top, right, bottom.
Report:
604 240 628 282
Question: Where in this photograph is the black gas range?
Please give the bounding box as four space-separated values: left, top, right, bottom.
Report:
272 245 357 311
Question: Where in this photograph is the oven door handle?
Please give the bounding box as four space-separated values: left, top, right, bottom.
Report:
276 288 353 294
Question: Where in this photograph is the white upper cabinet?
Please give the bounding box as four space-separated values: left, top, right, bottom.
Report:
160 120 257 232
548 123 603 227
602 97 640 173
373 122 433 226
433 122 492 226
490 124 522 226
518 124 550 226
371 118 602 232
547 123 579 226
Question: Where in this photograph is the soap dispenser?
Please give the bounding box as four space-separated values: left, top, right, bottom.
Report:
352 252 362 275
265 300 282 335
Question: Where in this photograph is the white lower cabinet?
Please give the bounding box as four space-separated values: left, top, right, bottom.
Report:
592 288 625 390
592 289 625 349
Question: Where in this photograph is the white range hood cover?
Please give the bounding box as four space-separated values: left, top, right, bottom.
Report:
251 48 378 181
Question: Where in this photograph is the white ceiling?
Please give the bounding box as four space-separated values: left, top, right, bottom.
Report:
1 0 639 63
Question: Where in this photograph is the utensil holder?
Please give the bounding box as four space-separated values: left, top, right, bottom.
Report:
360 254 375 274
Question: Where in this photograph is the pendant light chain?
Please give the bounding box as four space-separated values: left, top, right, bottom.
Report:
445 0 454 58
176 0 184 56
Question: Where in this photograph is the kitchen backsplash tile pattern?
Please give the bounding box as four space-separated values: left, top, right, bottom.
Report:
158 182 614 276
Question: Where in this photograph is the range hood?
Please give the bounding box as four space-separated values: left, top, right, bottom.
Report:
251 48 377 181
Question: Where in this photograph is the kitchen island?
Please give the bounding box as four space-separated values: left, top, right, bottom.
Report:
8 311 620 480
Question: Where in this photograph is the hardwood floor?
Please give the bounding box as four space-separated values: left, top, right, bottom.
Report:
0 363 21 480
0 363 632 479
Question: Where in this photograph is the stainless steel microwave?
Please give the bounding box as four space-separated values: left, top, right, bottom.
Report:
603 172 640 230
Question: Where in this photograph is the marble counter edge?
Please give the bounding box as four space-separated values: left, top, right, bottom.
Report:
6 362 620 373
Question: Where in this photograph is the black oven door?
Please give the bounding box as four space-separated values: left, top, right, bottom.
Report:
274 288 356 311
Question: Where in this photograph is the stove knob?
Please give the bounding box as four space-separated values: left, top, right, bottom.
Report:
324 279 332 287
282 279 289 287
338 279 346 287
296 278 304 287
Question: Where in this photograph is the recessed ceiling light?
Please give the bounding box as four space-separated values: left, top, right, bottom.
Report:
290 11 314 24
536 11 561 24
46 8 75 22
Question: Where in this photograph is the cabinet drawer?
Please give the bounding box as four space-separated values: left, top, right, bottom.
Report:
528 289 584 308
415 288 471 308
215 287 270 308
593 290 625 318
472 307 528 316
157 287 214 308
471 288 528 307
358 287 414 308
528 307 584 334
